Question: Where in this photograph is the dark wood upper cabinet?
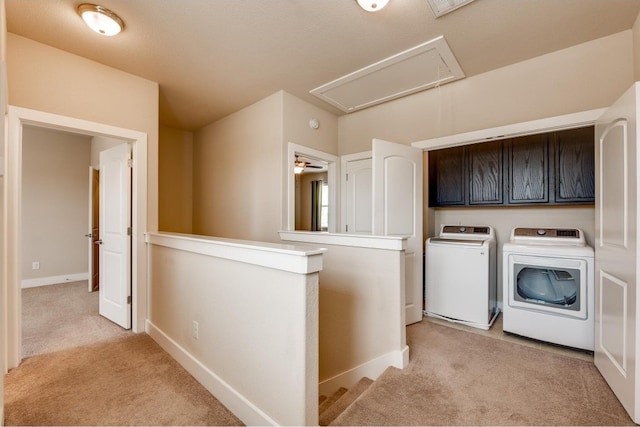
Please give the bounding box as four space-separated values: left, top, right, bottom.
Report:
507 134 549 204
428 126 594 207
554 127 595 203
429 146 465 206
469 141 503 205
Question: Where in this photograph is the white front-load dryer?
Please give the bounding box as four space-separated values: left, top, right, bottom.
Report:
502 227 594 351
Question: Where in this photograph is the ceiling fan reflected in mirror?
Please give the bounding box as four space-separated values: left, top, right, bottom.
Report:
294 156 325 174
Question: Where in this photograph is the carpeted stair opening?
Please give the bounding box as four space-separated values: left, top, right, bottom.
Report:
319 377 373 426
329 321 634 426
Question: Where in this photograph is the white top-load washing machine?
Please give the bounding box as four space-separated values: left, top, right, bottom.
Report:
425 225 498 330
502 227 594 351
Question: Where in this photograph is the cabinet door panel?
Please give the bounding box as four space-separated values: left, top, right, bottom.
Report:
429 146 465 206
508 134 548 204
469 141 503 205
555 126 595 203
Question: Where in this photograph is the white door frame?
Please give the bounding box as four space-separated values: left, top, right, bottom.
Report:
4 106 148 370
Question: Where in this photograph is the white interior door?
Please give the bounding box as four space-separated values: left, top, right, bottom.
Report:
99 143 132 329
594 82 639 422
345 157 372 234
372 138 423 325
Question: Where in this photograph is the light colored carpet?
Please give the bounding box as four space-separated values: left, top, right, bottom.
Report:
4 334 243 426
332 320 634 426
22 281 134 357
13 284 634 426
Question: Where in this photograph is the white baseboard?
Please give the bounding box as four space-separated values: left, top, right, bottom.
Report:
21 272 89 288
145 320 278 426
319 345 410 397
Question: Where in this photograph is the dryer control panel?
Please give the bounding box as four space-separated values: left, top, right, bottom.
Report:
510 227 585 245
513 228 580 238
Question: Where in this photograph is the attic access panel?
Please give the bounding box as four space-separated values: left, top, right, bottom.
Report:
310 36 464 114
426 0 477 17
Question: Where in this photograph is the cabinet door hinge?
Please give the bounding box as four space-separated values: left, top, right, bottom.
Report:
127 296 132 304
127 158 133 168
127 227 132 236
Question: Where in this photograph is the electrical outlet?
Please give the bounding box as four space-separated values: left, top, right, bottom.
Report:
192 321 199 340
32 261 40 270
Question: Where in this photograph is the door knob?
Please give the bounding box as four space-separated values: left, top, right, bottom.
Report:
94 239 103 245
85 233 93 238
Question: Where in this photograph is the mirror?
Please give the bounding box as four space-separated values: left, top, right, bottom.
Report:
286 143 338 232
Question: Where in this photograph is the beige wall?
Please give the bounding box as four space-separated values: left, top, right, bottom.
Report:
283 91 338 154
6 33 159 231
316 244 404 385
21 126 91 281
283 91 339 231
192 90 338 242
192 91 283 242
634 12 640 81
146 235 319 425
338 30 634 154
159 125 193 233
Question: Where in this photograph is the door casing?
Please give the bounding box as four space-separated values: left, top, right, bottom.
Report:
4 106 148 370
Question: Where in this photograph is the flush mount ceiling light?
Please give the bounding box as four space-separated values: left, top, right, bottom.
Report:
77 3 124 36
356 0 390 12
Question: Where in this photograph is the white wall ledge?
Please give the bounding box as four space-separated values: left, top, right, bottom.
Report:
279 231 407 250
145 232 326 274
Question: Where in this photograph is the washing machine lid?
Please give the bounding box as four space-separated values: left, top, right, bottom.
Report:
429 237 485 245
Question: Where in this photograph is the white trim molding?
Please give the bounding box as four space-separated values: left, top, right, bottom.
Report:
146 321 279 426
21 272 89 288
279 230 407 250
286 142 340 233
318 346 409 397
145 232 326 274
412 108 606 150
5 105 148 370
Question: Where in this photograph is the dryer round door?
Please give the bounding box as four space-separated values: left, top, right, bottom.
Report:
505 253 588 320
516 267 577 305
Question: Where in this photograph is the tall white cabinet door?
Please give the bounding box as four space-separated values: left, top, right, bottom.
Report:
372 139 423 325
99 143 132 329
345 157 372 234
594 82 639 422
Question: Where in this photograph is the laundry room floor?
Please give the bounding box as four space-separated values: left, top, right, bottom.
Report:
424 312 594 362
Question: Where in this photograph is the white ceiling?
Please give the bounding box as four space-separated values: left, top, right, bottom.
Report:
6 0 640 131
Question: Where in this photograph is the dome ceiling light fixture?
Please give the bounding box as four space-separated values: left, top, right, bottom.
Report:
77 3 125 36
356 0 390 12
